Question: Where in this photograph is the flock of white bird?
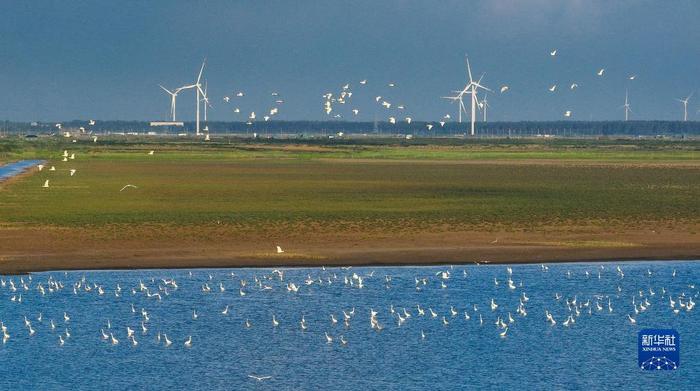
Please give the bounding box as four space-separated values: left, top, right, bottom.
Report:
1 262 696 360
37 149 78 189
38 147 156 190
208 49 694 127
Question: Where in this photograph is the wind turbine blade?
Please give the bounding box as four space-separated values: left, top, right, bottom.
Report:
473 83 492 92
159 85 173 95
197 59 206 84
466 56 473 83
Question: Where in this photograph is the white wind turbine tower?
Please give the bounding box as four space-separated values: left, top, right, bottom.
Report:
622 90 632 121
676 92 693 121
453 57 491 136
479 92 490 122
159 85 179 121
441 92 468 123
180 59 207 136
175 60 207 135
201 80 212 123
196 60 207 135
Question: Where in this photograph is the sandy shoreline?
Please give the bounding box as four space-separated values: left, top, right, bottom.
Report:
2 225 697 274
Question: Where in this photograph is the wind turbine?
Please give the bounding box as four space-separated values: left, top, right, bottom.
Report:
196 60 207 135
159 85 179 121
478 93 490 122
201 80 212 122
179 58 208 136
175 60 207 134
622 90 632 121
441 92 467 123
446 56 491 135
676 93 693 121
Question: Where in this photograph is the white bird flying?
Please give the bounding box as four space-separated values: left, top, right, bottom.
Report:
550 49 557 56
597 68 605 76
248 375 272 382
500 85 509 93
119 184 138 192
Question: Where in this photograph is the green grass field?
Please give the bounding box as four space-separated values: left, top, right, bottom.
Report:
1 137 698 232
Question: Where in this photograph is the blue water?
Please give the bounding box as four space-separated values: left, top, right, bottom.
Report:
0 160 44 182
0 261 698 390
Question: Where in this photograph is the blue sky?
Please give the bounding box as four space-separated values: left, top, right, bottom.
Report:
0 0 698 122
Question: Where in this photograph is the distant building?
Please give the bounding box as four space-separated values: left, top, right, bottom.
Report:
150 121 184 127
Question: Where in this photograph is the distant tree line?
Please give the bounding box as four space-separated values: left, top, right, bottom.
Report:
1 120 698 137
